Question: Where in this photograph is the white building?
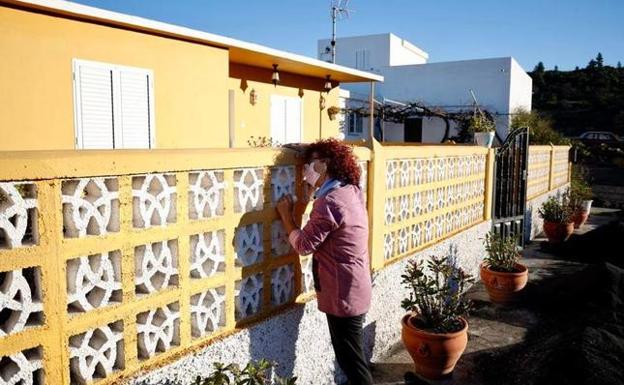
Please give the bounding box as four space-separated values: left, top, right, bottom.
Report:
319 33 533 143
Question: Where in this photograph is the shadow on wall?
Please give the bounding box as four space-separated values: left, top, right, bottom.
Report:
233 147 306 378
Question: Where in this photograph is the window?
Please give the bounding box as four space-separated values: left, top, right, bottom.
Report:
73 59 154 149
270 95 302 146
348 112 363 135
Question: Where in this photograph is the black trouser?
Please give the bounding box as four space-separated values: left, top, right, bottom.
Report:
326 313 373 385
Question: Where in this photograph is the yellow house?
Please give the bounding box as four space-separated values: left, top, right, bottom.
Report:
0 0 382 151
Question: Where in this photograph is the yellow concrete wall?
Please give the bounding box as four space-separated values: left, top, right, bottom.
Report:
0 144 571 384
527 145 571 200
0 6 229 151
229 64 340 147
0 146 371 385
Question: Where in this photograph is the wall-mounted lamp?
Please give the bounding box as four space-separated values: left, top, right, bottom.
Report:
249 89 258 105
272 64 280 86
324 75 332 93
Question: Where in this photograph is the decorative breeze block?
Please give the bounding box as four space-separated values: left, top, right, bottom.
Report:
271 264 294 306
190 231 226 278
0 267 43 336
135 240 179 294
62 178 119 238
234 223 264 267
233 168 264 213
66 251 122 313
69 321 124 384
270 166 295 205
136 302 180 359
0 182 37 249
271 221 292 257
190 287 225 338
0 347 43 385
235 274 263 320
188 171 225 219
132 174 176 228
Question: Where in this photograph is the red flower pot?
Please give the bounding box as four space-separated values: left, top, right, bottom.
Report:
543 220 574 243
572 210 589 229
401 314 468 380
480 263 528 304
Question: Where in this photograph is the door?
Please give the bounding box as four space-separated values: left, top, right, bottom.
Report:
492 127 529 245
271 95 302 146
404 117 423 142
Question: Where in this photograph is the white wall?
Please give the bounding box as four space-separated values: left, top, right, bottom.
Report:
388 34 429 66
509 58 533 116
318 34 390 70
317 33 428 70
374 57 531 141
325 34 532 144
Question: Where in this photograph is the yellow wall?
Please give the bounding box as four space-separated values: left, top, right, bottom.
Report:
229 64 340 147
0 6 229 151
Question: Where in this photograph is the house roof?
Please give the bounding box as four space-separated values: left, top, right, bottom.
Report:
3 0 383 83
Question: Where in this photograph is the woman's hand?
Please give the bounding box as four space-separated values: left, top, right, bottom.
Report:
276 194 294 221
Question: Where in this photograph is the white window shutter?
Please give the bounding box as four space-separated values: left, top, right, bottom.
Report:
270 95 286 145
73 62 115 149
285 98 302 144
118 69 152 149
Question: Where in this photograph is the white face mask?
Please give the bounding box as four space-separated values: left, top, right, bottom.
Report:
303 162 321 187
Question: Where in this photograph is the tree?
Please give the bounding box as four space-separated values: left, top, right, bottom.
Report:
596 52 604 67
587 59 597 69
533 62 545 73
618 61 622 69
511 108 569 145
554 65 559 72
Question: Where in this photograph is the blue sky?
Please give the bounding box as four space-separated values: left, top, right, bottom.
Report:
72 0 623 71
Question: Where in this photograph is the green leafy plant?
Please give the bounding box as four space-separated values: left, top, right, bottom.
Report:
400 250 474 333
569 166 593 211
468 113 496 133
327 105 341 121
483 232 521 273
538 194 574 223
192 359 297 385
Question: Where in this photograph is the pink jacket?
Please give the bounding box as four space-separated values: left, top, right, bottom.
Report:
288 184 372 317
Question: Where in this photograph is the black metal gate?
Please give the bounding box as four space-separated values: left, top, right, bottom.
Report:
492 127 529 245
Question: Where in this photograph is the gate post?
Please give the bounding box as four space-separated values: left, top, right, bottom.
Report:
483 148 496 221
367 140 386 272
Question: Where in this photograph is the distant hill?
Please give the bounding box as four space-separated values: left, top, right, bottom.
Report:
529 54 624 137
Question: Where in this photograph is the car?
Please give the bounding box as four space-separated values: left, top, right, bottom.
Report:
577 131 623 146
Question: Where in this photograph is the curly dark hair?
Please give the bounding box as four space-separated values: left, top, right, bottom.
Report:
303 138 360 186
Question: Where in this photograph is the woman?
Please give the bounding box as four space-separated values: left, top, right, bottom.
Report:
276 138 373 385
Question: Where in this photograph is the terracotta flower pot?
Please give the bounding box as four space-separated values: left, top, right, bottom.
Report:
480 263 528 304
401 314 468 380
543 220 574 243
572 210 589 229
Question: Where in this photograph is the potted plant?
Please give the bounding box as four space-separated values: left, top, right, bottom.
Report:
400 254 474 380
327 105 341 121
480 232 528 304
570 167 593 228
469 113 496 148
538 194 574 243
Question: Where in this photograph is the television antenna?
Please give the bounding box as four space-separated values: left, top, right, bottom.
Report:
329 0 353 63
